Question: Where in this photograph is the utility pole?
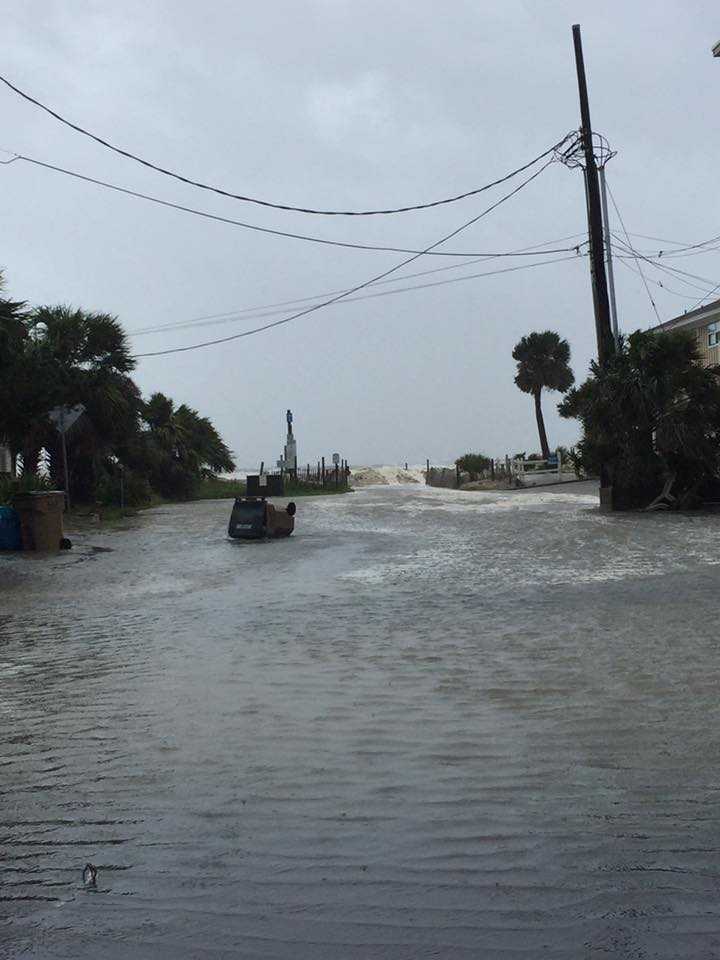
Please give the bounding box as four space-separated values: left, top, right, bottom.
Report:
572 24 615 365
598 165 619 342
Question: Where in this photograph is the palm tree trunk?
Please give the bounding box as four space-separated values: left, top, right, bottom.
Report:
533 388 551 460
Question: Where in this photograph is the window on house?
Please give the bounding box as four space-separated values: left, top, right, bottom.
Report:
709 322 720 347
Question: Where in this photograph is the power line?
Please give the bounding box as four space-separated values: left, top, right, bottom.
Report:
614 255 701 300
687 282 720 311
126 231 587 335
133 156 558 357
618 251 720 313
615 237 720 260
6 152 582 261
128 231 586 335
0 73 574 216
128 253 582 338
605 181 661 323
646 233 720 257
613 237 719 292
625 230 696 247
651 245 720 261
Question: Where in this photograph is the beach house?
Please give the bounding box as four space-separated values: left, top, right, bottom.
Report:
653 298 720 368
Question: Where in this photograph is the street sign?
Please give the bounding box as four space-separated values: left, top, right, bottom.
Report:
49 405 85 435
48 405 85 511
332 453 340 465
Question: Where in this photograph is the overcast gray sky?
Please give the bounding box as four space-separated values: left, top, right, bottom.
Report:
3 1 719 467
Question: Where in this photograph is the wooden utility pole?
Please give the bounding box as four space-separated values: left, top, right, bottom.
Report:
572 24 614 366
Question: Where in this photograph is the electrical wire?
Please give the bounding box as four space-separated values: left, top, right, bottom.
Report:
618 252 720 316
651 245 720 261
128 231 586 336
5 152 582 261
128 253 582 338
613 237 720 260
614 254 700 299
651 233 720 256
605 181 661 323
625 230 696 247
126 232 587 335
133 156 558 357
687 282 720 311
613 236 720 293
0 73 574 216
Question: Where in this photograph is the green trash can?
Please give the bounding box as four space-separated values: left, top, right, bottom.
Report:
12 491 66 551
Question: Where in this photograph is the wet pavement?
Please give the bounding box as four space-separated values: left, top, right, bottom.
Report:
2 484 720 958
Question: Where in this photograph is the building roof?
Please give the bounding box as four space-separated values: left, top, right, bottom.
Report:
654 297 720 334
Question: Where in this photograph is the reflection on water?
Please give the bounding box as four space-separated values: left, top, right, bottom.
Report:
2 484 720 958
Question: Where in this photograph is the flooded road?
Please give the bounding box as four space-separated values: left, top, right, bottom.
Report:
3 483 720 958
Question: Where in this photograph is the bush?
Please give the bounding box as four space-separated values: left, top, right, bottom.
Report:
556 445 583 477
95 461 152 507
455 452 492 480
559 329 720 509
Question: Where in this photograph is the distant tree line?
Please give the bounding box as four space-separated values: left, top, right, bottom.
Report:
0 272 235 506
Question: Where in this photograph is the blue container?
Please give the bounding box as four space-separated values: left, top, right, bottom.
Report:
0 506 22 550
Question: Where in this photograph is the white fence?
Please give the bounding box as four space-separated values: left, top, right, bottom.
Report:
508 453 583 487
510 453 563 481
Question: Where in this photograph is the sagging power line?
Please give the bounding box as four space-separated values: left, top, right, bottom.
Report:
3 153 583 261
133 155 560 357
0 73 574 217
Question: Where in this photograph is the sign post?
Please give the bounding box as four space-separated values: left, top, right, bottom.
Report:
49 404 85 511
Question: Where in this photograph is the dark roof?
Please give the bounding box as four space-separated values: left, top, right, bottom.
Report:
653 297 720 333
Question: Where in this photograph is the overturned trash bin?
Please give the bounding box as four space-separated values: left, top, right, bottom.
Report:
12 491 67 552
228 497 295 540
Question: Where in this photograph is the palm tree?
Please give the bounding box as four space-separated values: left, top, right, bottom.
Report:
29 306 141 493
173 404 235 475
512 330 574 460
0 272 34 462
142 393 235 498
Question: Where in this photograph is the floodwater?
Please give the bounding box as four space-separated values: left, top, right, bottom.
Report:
2 483 720 959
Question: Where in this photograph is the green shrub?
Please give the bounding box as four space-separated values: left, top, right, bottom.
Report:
559 329 720 508
455 452 492 480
